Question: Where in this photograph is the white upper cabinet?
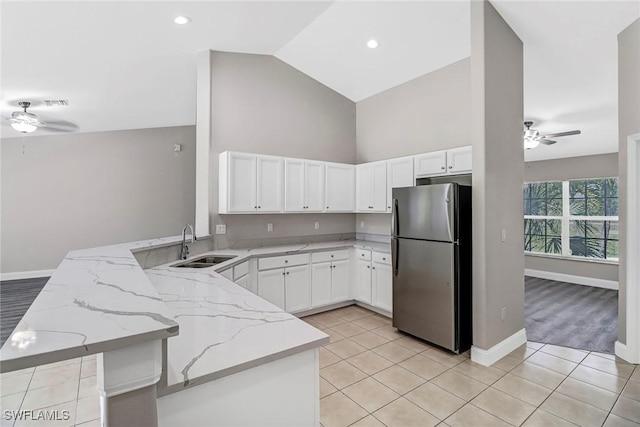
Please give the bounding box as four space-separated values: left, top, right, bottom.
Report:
257 155 283 212
220 148 469 215
284 158 305 212
414 146 472 179
325 162 355 212
356 161 387 212
386 156 414 213
285 159 325 212
446 146 472 175
220 152 257 213
305 161 325 211
414 150 447 178
219 152 283 214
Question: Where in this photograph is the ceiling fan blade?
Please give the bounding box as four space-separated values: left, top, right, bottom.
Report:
543 130 581 138
540 139 557 145
38 119 78 132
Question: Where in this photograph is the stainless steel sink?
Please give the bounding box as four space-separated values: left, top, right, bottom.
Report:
172 255 236 268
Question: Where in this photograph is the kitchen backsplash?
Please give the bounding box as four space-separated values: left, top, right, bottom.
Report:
213 232 356 250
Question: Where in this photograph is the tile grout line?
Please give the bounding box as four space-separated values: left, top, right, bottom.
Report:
517 350 605 427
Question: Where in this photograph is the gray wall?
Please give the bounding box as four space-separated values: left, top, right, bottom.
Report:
356 58 471 163
524 153 619 282
1 126 196 273
208 51 357 249
471 0 525 350
355 58 472 235
617 18 640 345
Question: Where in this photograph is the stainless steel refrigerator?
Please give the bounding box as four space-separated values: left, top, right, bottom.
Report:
391 183 472 354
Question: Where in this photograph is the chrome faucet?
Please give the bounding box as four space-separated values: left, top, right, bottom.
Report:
181 224 195 260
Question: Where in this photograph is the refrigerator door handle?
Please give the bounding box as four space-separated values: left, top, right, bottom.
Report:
392 238 399 276
392 199 399 237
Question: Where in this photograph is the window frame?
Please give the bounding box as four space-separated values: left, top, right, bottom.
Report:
524 178 619 262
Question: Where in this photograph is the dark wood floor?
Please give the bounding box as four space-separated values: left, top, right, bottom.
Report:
1 277 49 346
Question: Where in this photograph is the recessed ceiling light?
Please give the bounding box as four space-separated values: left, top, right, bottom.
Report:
174 16 191 25
367 39 379 49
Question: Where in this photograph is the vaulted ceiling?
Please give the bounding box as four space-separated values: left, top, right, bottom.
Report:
1 1 638 161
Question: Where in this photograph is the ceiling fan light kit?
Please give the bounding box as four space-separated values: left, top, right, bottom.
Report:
10 102 39 133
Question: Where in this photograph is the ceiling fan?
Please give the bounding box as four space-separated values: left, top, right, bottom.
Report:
523 121 581 150
6 101 77 134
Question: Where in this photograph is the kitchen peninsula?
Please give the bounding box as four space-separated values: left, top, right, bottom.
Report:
0 234 391 426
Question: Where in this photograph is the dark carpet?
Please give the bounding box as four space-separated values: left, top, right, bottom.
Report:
525 276 618 354
1 277 49 347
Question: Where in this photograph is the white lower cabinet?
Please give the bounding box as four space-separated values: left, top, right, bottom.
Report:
257 269 286 310
257 260 311 313
311 262 332 308
331 260 350 302
356 259 372 304
285 265 311 313
311 259 350 308
355 250 392 313
372 263 392 313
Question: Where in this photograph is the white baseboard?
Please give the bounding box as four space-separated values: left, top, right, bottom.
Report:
525 269 618 290
615 340 640 364
471 328 527 367
1 269 55 282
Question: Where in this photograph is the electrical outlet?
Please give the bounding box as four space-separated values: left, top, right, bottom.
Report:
501 307 506 320
174 144 182 152
267 223 273 232
215 224 226 235
314 221 320 230
501 229 507 242
360 221 365 228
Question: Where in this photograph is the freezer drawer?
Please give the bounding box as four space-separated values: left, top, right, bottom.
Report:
392 238 456 351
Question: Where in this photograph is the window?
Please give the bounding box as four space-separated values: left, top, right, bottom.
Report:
523 178 618 261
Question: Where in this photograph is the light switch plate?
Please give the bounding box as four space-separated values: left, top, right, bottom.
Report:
267 223 273 232
314 221 320 230
360 221 365 228
215 224 226 235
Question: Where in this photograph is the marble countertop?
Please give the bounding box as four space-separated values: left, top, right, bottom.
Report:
0 234 389 389
147 239 390 394
0 236 184 373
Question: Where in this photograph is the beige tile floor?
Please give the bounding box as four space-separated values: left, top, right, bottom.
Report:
1 304 638 427
303 305 640 427
0 355 99 427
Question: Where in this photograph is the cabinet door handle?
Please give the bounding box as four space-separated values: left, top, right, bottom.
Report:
331 255 334 258
258 206 261 209
382 257 386 261
326 206 330 209
254 206 257 209
285 260 288 263
372 266 376 270
448 166 453 169
441 166 445 170
286 271 290 275
282 272 285 276
367 265 370 269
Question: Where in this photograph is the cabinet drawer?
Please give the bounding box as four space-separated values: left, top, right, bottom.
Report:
312 249 349 263
233 261 249 279
355 249 371 261
372 251 391 265
258 253 309 270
